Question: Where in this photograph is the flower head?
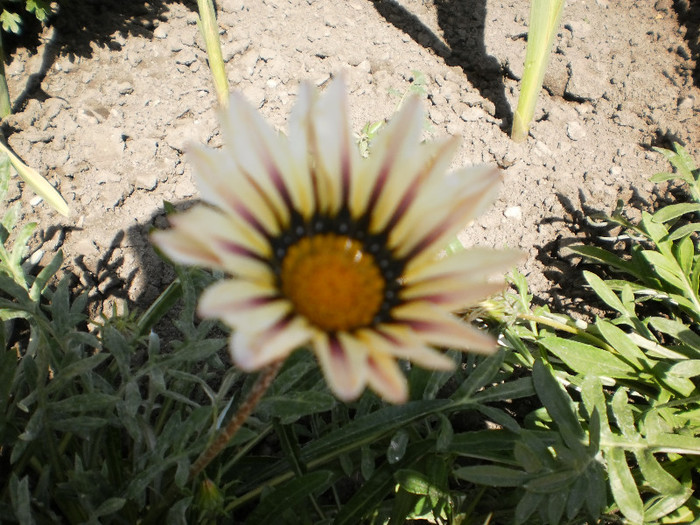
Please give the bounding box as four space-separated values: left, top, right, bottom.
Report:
151 77 520 403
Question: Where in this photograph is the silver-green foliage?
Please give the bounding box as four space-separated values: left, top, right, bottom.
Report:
486 144 700 524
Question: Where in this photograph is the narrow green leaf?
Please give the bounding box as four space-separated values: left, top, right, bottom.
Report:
668 222 700 241
584 271 626 314
45 353 110 395
50 393 119 414
568 245 643 279
246 470 334 525
9 474 32 525
668 359 700 378
596 319 646 369
511 0 565 142
515 491 544 525
524 469 578 493
94 497 126 518
387 429 409 464
649 317 700 353
0 140 70 216
674 235 694 275
334 441 433 525
532 360 586 453
453 465 529 487
651 203 700 224
452 349 505 401
470 376 535 403
258 391 336 424
605 447 644 524
448 430 519 465
611 388 636 437
539 337 637 379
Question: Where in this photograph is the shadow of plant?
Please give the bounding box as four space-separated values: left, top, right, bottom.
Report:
5 0 197 112
673 0 700 86
370 0 512 128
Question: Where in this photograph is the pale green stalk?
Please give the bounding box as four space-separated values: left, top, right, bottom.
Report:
197 0 229 108
0 31 11 118
0 140 70 216
511 0 565 142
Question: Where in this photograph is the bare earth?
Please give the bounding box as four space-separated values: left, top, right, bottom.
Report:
3 0 700 317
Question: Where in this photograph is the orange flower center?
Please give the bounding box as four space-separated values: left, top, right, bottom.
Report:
280 234 385 332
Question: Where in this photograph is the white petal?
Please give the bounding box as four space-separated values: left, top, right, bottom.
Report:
311 77 356 215
220 92 295 225
401 279 507 310
229 316 313 371
198 280 290 332
162 205 273 280
366 352 408 404
358 327 456 371
287 82 317 219
312 331 368 401
392 302 497 353
187 144 283 238
390 166 501 262
404 247 524 283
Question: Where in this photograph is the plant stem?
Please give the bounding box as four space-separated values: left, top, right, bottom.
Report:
142 360 283 524
0 30 11 118
189 359 284 481
196 0 229 108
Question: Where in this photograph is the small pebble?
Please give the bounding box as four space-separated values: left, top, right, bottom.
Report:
504 206 522 220
566 121 586 141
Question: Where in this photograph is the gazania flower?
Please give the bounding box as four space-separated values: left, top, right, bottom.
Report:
151 77 520 403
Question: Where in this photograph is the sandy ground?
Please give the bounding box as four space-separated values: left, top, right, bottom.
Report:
3 0 700 316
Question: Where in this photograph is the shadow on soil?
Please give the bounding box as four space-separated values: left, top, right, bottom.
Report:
673 0 700 86
5 0 197 113
370 0 512 130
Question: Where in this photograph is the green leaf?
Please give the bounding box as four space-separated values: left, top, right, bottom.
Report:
49 393 119 414
258 391 336 424
44 353 110 395
94 497 126 518
668 222 700 241
448 430 519 465
611 388 636 437
596 319 647 369
539 337 637 379
9 474 32 525
334 441 433 525
674 235 694 275
651 203 700 224
532 360 586 453
453 465 529 487
568 245 642 279
245 470 334 525
584 271 626 314
605 447 644 524
451 349 505 401
0 10 21 33
667 359 700 378
470 376 535 403
649 317 700 354
387 429 409 464
515 491 544 525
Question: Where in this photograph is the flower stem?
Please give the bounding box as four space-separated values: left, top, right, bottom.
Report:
189 359 284 481
196 0 229 108
142 360 283 524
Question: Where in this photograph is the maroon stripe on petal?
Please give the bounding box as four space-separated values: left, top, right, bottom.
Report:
248 110 295 211
231 200 271 238
216 238 269 264
365 152 394 213
329 334 346 361
403 215 453 261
